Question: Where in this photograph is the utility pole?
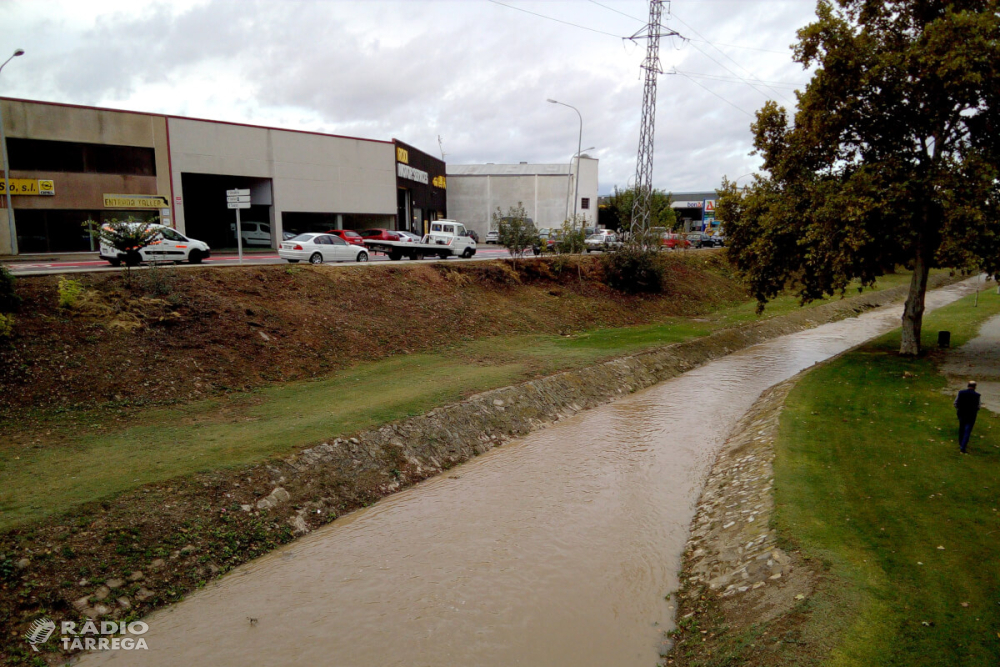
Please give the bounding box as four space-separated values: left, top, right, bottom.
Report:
438 135 446 161
629 1 681 239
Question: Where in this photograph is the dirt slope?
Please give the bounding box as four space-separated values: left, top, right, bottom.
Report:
0 254 744 417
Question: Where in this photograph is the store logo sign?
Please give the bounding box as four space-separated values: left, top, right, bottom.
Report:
396 146 409 164
397 162 428 185
103 194 170 209
432 175 446 189
0 178 55 196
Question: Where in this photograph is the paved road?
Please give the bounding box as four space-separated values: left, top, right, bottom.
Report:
2 245 518 276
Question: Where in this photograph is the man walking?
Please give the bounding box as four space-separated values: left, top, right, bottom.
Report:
954 380 982 454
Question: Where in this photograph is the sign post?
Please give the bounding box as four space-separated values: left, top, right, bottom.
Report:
226 189 251 263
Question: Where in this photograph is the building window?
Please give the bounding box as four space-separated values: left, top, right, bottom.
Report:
581 197 590 210
8 138 156 176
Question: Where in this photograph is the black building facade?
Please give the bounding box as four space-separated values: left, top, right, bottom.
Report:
393 140 446 234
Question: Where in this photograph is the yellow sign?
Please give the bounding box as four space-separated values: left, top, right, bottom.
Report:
0 178 55 196
432 175 447 189
103 194 170 209
396 146 409 164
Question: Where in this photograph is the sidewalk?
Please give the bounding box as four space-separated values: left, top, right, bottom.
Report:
941 313 1000 413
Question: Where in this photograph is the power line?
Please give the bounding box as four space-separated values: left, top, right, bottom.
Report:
673 69 805 89
587 0 645 22
690 39 790 55
485 0 624 38
669 12 797 105
587 0 792 54
671 71 755 117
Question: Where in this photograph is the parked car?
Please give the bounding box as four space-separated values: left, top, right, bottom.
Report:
396 231 422 243
357 228 401 242
279 233 369 264
231 221 272 247
485 230 499 244
709 232 726 247
585 232 619 252
466 229 480 243
327 229 366 246
686 232 712 248
661 232 691 249
100 223 211 266
282 230 298 241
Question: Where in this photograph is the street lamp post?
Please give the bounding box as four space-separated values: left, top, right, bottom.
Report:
547 98 583 225
0 49 25 256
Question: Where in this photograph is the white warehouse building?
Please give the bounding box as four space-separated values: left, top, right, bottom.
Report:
446 157 599 239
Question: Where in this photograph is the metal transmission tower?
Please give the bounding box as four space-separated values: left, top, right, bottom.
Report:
629 1 680 239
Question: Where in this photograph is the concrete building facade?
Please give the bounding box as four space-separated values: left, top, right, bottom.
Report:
0 98 407 255
446 158 598 239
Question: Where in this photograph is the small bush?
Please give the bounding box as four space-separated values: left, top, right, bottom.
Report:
58 278 85 308
0 313 14 339
601 246 667 293
0 266 20 312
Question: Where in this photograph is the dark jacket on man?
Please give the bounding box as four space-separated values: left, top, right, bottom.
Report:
955 388 982 423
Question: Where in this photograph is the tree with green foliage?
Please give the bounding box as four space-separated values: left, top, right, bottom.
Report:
719 0 1000 356
493 203 537 266
605 185 676 234
556 215 588 255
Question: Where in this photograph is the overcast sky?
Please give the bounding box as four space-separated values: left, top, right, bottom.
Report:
0 0 818 195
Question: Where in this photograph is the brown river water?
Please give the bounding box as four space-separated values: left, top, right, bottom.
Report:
78 281 979 667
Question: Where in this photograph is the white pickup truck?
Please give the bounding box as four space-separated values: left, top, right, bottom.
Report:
363 220 478 261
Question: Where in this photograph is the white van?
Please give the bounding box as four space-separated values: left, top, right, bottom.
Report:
100 224 212 266
231 221 273 247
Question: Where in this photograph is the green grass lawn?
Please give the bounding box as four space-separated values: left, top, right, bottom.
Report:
775 290 1000 666
0 271 935 531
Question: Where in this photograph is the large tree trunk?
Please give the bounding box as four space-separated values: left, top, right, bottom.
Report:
900 241 931 356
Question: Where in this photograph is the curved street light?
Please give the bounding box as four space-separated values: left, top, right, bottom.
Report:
0 48 25 255
547 98 584 224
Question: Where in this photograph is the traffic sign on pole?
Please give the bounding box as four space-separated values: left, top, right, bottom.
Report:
227 202 251 209
226 188 250 197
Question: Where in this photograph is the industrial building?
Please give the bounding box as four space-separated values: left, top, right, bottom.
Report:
0 98 452 255
446 158 599 240
0 97 601 256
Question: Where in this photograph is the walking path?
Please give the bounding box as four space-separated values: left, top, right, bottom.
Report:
941 313 1000 414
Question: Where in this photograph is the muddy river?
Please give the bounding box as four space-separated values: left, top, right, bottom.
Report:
80 281 979 667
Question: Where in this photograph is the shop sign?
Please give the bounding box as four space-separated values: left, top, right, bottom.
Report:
396 146 409 164
397 162 428 185
1 178 55 196
670 200 704 209
704 199 716 212
103 194 170 209
432 175 447 189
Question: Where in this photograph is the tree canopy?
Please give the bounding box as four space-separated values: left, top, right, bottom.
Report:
603 186 676 233
718 0 1000 355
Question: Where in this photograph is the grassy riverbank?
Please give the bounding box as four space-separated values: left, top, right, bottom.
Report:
671 288 1000 666
774 290 1000 665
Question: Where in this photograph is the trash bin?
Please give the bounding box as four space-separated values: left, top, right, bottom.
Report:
938 331 951 348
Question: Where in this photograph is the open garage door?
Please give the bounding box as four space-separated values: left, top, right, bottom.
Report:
180 174 273 250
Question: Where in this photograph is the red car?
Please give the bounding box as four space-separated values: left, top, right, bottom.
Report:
327 229 366 246
357 228 401 242
661 232 691 249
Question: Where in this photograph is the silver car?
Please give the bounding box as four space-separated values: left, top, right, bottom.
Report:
279 233 369 264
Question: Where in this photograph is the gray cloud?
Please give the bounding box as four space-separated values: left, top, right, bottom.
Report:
0 0 819 194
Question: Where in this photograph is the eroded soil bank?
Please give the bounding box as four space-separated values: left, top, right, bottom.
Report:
0 273 962 664
0 254 743 416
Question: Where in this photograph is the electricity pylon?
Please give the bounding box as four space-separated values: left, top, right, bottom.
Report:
629 1 681 238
